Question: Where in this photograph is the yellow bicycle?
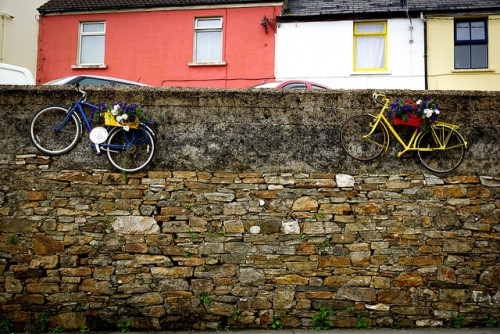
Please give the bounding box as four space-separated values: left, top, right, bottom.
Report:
340 93 467 173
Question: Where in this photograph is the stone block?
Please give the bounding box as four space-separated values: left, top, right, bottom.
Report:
112 216 160 234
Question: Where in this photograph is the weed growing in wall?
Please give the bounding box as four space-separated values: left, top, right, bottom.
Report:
117 319 131 333
312 307 334 330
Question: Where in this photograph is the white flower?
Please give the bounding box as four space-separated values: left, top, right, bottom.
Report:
123 125 130 131
424 109 434 118
416 100 422 105
121 114 128 120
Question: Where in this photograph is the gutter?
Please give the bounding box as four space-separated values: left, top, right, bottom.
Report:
422 12 428 90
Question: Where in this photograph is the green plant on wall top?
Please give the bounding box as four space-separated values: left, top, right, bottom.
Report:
312 307 334 330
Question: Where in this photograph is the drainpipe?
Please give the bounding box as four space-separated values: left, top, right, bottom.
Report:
0 12 14 63
422 12 428 90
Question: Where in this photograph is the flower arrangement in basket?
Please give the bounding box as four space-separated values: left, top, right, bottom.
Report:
387 98 440 132
92 103 150 131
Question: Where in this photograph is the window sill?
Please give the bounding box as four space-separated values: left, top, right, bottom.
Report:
71 64 108 69
350 71 391 76
188 61 226 67
451 68 495 73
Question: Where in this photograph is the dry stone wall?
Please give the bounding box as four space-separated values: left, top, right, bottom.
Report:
0 86 499 331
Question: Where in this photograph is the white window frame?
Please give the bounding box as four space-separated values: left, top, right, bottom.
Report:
189 17 226 66
74 21 107 68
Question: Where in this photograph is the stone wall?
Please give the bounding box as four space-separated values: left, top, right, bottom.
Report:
0 86 499 331
0 86 499 174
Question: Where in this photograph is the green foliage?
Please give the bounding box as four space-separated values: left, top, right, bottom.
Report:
355 315 370 329
312 307 334 330
79 325 91 334
198 294 212 305
271 315 285 330
449 313 464 329
184 204 191 210
187 230 200 239
117 319 131 333
299 233 306 239
486 315 498 328
49 326 63 333
38 310 51 333
121 170 129 183
231 307 241 321
8 233 16 245
0 317 13 333
216 324 230 331
315 235 332 250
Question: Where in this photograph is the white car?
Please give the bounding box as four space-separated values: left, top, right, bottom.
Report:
0 63 36 85
44 75 149 86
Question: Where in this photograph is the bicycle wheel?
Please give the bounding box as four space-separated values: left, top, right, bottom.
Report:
106 124 156 173
30 105 81 155
417 125 466 173
341 115 387 160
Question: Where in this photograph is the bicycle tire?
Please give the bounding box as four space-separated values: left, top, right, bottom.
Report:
341 115 387 161
106 124 156 173
30 105 81 155
417 125 466 173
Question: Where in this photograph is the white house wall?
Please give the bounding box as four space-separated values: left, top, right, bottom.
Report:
275 18 425 90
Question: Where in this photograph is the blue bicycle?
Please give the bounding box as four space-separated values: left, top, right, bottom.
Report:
29 84 156 173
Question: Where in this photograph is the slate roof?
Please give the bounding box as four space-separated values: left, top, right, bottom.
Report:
38 0 281 14
281 0 500 20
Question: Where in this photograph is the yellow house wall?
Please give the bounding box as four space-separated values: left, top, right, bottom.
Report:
427 15 500 91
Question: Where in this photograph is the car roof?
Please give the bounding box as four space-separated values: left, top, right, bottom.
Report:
44 75 149 86
252 80 330 89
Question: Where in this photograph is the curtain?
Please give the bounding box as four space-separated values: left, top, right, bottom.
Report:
196 31 222 62
355 23 385 70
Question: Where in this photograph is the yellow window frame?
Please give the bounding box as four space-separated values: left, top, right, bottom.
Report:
353 21 387 71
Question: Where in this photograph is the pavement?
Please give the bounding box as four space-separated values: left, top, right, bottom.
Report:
110 329 499 334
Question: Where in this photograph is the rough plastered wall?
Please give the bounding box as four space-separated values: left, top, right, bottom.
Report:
0 86 498 331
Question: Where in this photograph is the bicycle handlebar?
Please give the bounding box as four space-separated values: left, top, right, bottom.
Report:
74 83 87 101
372 92 389 106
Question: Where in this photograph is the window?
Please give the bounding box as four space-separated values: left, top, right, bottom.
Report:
194 17 223 63
78 22 105 65
283 83 307 89
354 22 387 71
454 19 488 69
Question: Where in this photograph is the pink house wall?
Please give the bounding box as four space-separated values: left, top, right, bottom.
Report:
37 6 280 87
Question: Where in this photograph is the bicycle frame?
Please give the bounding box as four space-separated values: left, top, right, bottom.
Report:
53 87 152 154
365 94 467 157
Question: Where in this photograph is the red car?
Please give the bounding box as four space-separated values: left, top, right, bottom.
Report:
252 80 330 90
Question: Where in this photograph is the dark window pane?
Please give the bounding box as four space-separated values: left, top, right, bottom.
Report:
456 22 470 41
283 83 307 89
455 45 470 69
471 44 488 68
311 85 326 90
79 78 111 85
